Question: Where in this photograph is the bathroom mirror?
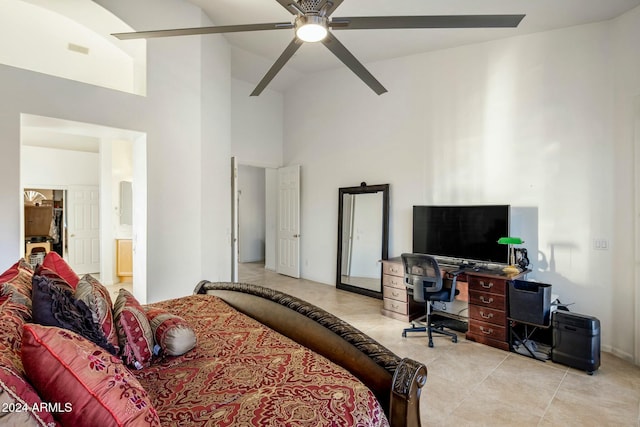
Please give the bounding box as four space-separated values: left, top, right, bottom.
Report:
336 183 389 298
120 181 133 225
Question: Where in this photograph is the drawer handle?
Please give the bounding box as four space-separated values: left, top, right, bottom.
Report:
480 311 494 319
480 326 494 335
390 267 399 273
480 296 494 304
480 281 494 289
391 291 400 297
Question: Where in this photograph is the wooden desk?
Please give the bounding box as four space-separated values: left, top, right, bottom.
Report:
381 257 470 322
381 258 422 322
381 256 527 351
465 269 527 351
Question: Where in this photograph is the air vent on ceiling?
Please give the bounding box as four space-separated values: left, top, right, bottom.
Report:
67 43 89 55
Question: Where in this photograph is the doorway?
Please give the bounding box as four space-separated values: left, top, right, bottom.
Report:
23 188 64 266
238 165 267 265
231 163 279 277
20 114 147 297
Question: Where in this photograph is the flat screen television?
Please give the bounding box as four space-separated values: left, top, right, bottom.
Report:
412 205 510 264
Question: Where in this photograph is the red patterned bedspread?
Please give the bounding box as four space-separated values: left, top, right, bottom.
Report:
134 295 389 427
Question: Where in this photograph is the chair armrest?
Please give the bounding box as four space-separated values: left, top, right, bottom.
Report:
447 269 464 301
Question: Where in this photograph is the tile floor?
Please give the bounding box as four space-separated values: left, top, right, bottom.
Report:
238 262 640 427
103 281 132 301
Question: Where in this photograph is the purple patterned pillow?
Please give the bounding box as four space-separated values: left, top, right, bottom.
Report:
31 275 117 355
113 289 154 369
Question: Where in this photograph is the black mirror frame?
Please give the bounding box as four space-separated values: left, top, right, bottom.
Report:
336 183 389 298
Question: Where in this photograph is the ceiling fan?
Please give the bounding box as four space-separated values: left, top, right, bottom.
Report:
113 0 525 96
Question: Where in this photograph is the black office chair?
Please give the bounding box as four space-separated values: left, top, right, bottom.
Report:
401 253 463 347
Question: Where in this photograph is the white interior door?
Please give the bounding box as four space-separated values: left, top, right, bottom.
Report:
277 165 300 278
67 185 100 274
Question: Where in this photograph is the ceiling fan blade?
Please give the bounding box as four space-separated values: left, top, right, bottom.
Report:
113 22 293 40
330 14 525 30
321 33 387 95
251 38 304 96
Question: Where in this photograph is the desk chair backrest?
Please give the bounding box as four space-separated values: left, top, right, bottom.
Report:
401 253 443 303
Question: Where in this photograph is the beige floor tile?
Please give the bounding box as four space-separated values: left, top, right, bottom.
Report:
237 262 640 427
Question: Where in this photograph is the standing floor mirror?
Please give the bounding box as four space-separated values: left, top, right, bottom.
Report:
336 183 389 298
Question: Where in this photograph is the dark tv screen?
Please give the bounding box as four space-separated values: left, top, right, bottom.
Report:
412 205 510 264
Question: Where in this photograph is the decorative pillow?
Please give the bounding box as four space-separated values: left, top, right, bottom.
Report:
34 265 74 293
31 275 117 354
0 297 55 427
0 258 33 284
113 289 154 369
0 299 32 374
1 268 33 303
42 251 79 289
21 324 160 427
75 274 119 352
0 369 58 427
145 308 197 356
0 283 32 308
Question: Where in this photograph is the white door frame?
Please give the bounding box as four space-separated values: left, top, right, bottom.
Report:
231 157 239 282
634 96 640 365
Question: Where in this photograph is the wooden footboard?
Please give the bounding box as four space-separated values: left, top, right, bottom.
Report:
194 281 427 427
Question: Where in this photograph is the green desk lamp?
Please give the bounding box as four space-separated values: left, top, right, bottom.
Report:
497 237 524 274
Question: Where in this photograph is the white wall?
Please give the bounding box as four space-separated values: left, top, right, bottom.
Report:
283 13 639 358
111 139 133 239
21 146 99 186
0 0 231 303
238 165 265 263
231 78 283 168
0 0 144 95
231 73 285 272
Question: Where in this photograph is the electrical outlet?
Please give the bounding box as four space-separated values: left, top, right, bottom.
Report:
594 239 608 250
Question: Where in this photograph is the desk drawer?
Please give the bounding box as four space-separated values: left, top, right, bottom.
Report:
468 305 506 326
382 262 403 277
383 285 408 303
467 320 507 341
383 298 409 315
382 274 405 290
468 290 505 310
468 277 507 295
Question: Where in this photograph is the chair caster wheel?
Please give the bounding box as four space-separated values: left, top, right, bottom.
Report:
428 341 434 348
452 336 457 343
402 332 407 338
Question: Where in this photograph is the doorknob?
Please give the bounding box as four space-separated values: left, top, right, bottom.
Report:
293 234 300 238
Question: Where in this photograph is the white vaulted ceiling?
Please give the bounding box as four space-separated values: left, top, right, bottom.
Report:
181 0 640 91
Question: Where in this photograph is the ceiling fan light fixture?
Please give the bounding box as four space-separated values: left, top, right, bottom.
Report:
295 15 328 42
